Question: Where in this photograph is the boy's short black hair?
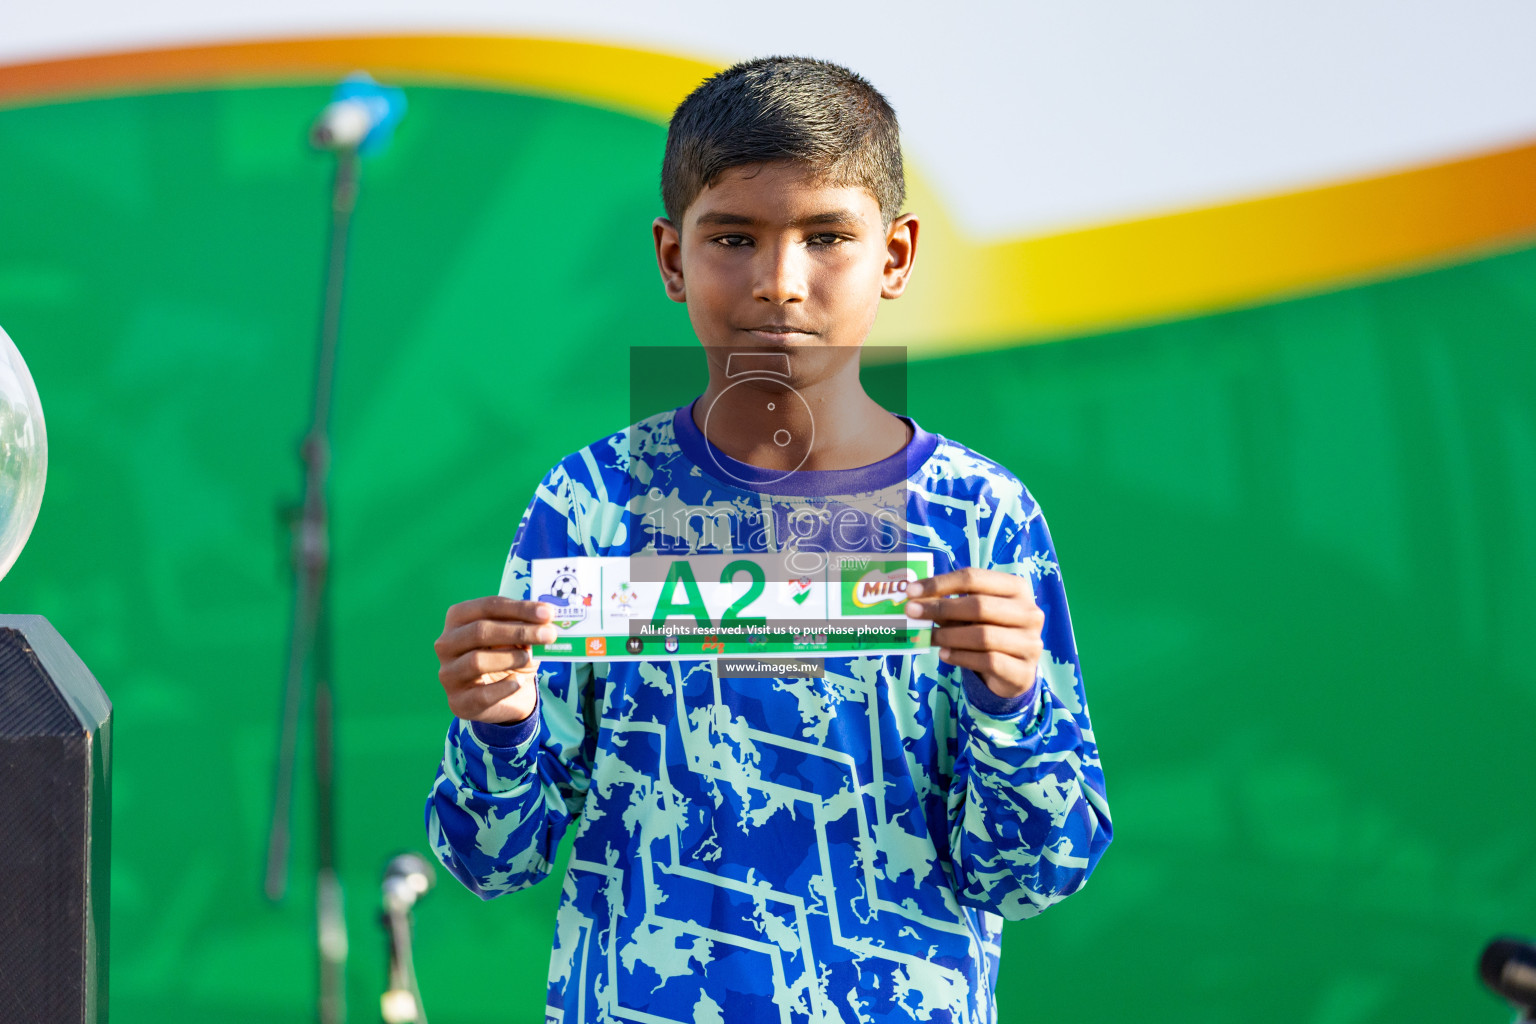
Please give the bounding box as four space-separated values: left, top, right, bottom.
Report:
661 56 906 227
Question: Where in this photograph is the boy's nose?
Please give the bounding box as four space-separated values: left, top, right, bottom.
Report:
753 244 809 305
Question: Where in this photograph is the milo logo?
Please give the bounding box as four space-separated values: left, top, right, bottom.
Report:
840 560 922 613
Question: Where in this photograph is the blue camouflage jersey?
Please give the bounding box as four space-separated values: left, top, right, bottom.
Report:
426 402 1111 1023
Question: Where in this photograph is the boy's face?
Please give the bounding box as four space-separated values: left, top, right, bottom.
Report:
653 161 917 378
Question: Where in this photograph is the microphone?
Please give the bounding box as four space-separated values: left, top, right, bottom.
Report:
383 852 435 912
381 853 435 1024
310 72 406 153
1480 937 1536 1016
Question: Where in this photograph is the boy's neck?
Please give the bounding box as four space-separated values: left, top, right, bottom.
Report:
691 365 912 472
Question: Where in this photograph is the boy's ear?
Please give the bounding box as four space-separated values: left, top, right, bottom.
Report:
653 217 687 303
881 213 919 300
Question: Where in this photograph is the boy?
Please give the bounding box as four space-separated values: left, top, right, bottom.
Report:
427 56 1111 1023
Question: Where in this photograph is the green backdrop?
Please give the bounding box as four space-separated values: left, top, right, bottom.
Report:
1 83 1532 1023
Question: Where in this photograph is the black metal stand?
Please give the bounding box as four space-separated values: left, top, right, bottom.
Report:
265 149 360 1024
379 853 435 1024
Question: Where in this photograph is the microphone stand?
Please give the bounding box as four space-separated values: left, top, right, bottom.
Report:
379 854 435 1024
265 145 361 1024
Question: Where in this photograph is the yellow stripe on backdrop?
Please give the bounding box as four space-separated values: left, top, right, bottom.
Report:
4 34 1535 352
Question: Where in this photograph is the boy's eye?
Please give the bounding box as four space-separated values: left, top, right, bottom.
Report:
807 233 842 245
714 234 753 247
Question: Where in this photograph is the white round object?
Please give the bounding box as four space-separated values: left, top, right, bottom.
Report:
380 989 419 1024
0 326 46 582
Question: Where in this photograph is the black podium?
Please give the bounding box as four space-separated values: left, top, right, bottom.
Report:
0 615 111 1023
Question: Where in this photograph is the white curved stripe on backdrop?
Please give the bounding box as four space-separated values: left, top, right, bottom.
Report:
2 0 1535 239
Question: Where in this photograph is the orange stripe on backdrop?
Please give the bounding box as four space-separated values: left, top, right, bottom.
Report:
0 35 716 122
904 138 1536 350
3 35 1536 350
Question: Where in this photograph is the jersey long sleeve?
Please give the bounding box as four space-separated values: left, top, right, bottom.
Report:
946 501 1112 920
426 461 598 899
426 406 1111 1024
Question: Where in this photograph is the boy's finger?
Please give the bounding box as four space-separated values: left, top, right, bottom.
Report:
903 593 1035 626
448 673 527 720
904 567 1027 600
931 624 1040 659
436 620 557 660
444 596 554 628
440 647 539 689
936 646 1034 693
461 619 558 650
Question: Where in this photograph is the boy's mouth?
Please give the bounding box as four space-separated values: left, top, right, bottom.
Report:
740 325 817 341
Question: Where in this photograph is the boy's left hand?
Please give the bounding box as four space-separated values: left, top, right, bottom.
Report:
903 568 1044 700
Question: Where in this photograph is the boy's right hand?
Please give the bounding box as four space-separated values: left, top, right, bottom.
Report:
434 597 555 726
